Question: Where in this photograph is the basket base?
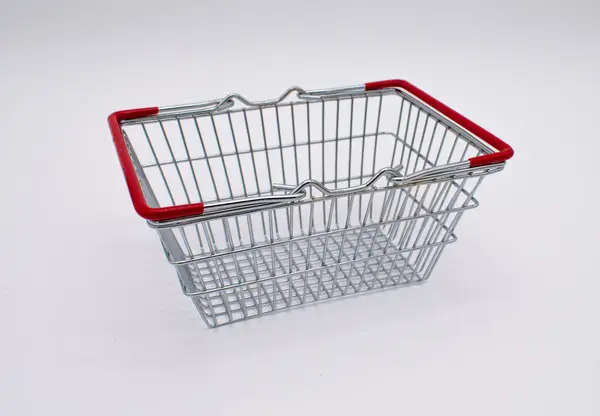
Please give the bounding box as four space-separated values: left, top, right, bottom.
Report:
192 275 430 328
181 228 451 327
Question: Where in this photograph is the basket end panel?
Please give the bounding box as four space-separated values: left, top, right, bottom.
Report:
108 107 207 221
365 79 514 168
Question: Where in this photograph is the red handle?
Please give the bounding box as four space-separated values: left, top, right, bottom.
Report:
108 108 205 221
365 80 513 167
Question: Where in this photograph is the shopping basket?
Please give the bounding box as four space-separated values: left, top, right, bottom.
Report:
108 79 513 327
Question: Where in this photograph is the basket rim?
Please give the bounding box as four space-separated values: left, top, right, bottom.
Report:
107 80 513 222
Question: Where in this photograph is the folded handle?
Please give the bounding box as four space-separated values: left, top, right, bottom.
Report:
365 80 514 167
272 165 403 197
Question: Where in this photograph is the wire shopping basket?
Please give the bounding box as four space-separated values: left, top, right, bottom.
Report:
108 79 513 327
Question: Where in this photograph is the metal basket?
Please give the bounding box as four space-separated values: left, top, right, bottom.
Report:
108 79 513 327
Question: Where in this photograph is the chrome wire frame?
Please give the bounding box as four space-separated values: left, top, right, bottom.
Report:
121 86 502 327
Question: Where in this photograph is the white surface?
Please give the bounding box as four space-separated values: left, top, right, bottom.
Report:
2 1 599 414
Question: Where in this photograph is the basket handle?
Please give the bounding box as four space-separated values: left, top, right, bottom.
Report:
365 80 514 168
272 165 403 196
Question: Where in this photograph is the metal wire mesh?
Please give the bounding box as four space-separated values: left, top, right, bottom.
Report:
121 88 492 327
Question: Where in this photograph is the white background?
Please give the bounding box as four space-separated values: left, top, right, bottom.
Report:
2 1 599 414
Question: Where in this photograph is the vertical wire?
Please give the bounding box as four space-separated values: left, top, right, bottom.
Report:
258 108 274 188
242 109 268 237
140 121 175 205
200 221 229 320
375 95 394 232
412 115 430 174
223 217 252 316
334 98 340 190
192 116 221 251
433 126 449 167
332 195 355 293
399 103 413 173
421 121 440 171
290 103 303 231
347 97 355 222
227 112 249 241
258 108 275 242
175 118 206 255
405 109 422 175
303 201 316 304
321 98 326 225
340 196 374 294
210 114 243 249
157 120 191 203
268 209 277 302
379 188 413 287
359 188 396 289
315 199 336 300
306 101 312 199
394 184 434 282
371 94 383 177
347 97 354 188
391 97 405 169
359 95 370 184
358 96 369 217
334 99 340 229
274 106 287 185
175 118 202 202
287 204 294 278
391 185 426 279
353 193 377 291
445 131 461 165
192 116 220 200
209 114 234 199
369 188 399 288
369 94 383 224
242 110 261 197
275 105 290 239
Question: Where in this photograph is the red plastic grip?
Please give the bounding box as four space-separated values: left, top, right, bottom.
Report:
365 80 513 167
108 108 205 221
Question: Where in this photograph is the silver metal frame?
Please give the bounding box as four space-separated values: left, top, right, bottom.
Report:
119 85 503 327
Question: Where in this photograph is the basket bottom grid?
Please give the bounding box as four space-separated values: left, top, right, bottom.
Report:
180 227 452 327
